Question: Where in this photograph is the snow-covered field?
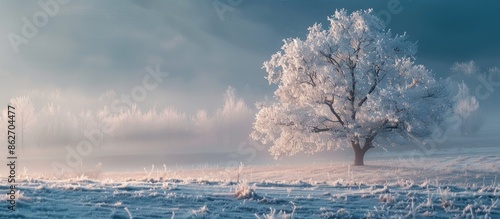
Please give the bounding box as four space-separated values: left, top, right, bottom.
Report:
1 154 499 218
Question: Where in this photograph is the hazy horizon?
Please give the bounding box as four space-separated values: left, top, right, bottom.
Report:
1 0 499 174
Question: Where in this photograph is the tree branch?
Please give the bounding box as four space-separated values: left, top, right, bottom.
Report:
370 119 389 134
323 96 345 127
358 66 383 107
348 52 356 120
362 135 376 152
312 127 331 133
301 59 317 87
382 121 402 132
306 71 317 87
320 51 344 75
299 81 315 87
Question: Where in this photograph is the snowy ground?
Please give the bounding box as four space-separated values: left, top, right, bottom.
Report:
1 154 499 218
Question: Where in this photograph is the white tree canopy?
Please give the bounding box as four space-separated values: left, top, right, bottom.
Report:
251 9 450 160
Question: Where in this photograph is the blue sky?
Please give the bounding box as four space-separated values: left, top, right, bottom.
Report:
0 1 499 168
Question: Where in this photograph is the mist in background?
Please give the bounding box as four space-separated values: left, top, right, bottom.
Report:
0 0 499 174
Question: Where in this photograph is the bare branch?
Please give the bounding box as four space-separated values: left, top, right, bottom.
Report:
358 66 383 107
323 95 345 127
348 51 356 120
301 59 317 87
312 127 331 133
381 121 402 133
320 50 344 75
299 81 315 87
370 119 389 134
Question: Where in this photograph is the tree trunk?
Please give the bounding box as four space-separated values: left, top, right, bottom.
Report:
351 137 374 166
353 147 366 166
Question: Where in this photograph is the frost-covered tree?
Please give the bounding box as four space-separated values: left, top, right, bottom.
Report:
448 60 486 135
453 82 480 136
34 103 77 149
10 96 37 151
215 86 253 146
251 9 450 165
450 60 479 75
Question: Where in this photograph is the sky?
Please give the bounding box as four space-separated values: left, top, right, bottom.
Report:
0 0 499 172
